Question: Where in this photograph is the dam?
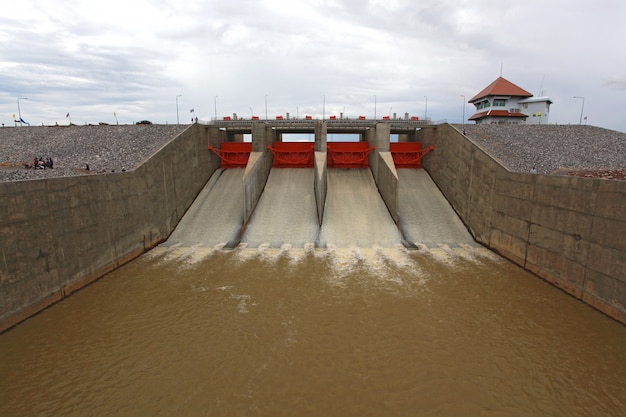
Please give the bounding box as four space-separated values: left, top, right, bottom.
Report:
1 120 625 415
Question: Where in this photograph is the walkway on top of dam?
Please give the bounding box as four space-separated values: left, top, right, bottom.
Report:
202 117 440 134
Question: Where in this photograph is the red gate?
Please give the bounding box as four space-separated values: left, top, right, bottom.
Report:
267 142 315 167
208 142 252 168
390 142 434 168
327 142 374 168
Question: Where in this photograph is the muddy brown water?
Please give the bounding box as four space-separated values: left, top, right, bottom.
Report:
1 246 625 417
2 168 625 415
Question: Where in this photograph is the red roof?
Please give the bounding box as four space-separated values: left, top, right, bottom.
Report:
468 109 527 121
469 77 533 102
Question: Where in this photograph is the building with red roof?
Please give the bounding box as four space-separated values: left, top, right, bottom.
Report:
468 77 552 125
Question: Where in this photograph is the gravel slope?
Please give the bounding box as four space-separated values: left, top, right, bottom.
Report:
456 124 626 177
0 124 188 182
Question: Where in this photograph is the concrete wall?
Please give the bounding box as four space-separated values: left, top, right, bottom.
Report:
315 121 327 152
365 124 398 222
0 124 218 332
314 152 327 225
418 123 626 325
375 152 399 223
242 122 275 225
367 122 390 185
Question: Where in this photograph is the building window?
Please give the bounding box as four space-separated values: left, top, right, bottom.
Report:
493 99 506 107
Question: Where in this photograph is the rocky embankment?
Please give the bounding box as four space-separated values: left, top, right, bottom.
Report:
456 124 626 180
0 124 188 182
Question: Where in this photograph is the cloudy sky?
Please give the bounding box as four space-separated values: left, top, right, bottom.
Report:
1 0 625 132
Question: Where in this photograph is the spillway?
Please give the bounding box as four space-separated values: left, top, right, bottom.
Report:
318 168 402 248
164 166 479 250
163 168 244 248
397 168 480 248
241 168 319 248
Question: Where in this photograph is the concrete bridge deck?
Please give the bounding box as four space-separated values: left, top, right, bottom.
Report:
203 118 439 134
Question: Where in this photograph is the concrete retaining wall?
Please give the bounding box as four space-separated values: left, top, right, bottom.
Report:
0 124 217 332
418 123 626 324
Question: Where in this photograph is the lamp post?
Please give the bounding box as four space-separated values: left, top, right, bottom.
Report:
424 96 428 121
574 96 585 125
214 96 218 121
176 95 182 125
265 95 268 121
323 94 326 120
461 94 466 130
17 97 28 126
374 94 377 120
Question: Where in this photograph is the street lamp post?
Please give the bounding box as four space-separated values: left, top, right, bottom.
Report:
214 96 218 121
17 97 28 126
461 94 466 131
424 96 428 121
374 95 377 120
176 95 182 125
574 96 585 125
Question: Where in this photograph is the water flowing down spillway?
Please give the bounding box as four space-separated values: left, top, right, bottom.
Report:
317 168 402 248
397 168 480 248
241 168 319 248
163 168 244 248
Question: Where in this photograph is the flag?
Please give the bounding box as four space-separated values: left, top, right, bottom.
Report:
190 108 195 113
584 116 587 120
66 113 70 118
20 117 29 125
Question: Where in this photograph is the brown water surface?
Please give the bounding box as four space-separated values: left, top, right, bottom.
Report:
1 246 625 416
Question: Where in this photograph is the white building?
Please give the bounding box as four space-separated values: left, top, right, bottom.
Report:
468 77 553 125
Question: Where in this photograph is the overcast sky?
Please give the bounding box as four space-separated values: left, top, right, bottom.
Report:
1 0 625 132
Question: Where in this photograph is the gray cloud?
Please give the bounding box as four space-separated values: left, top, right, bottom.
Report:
1 0 625 130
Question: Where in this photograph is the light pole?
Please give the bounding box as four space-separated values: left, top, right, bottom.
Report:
17 97 28 126
176 95 182 125
265 95 268 120
214 96 218 121
323 94 326 120
461 94 466 130
374 95 377 120
424 96 428 121
574 96 585 125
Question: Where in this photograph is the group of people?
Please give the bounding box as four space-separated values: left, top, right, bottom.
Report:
31 157 54 169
